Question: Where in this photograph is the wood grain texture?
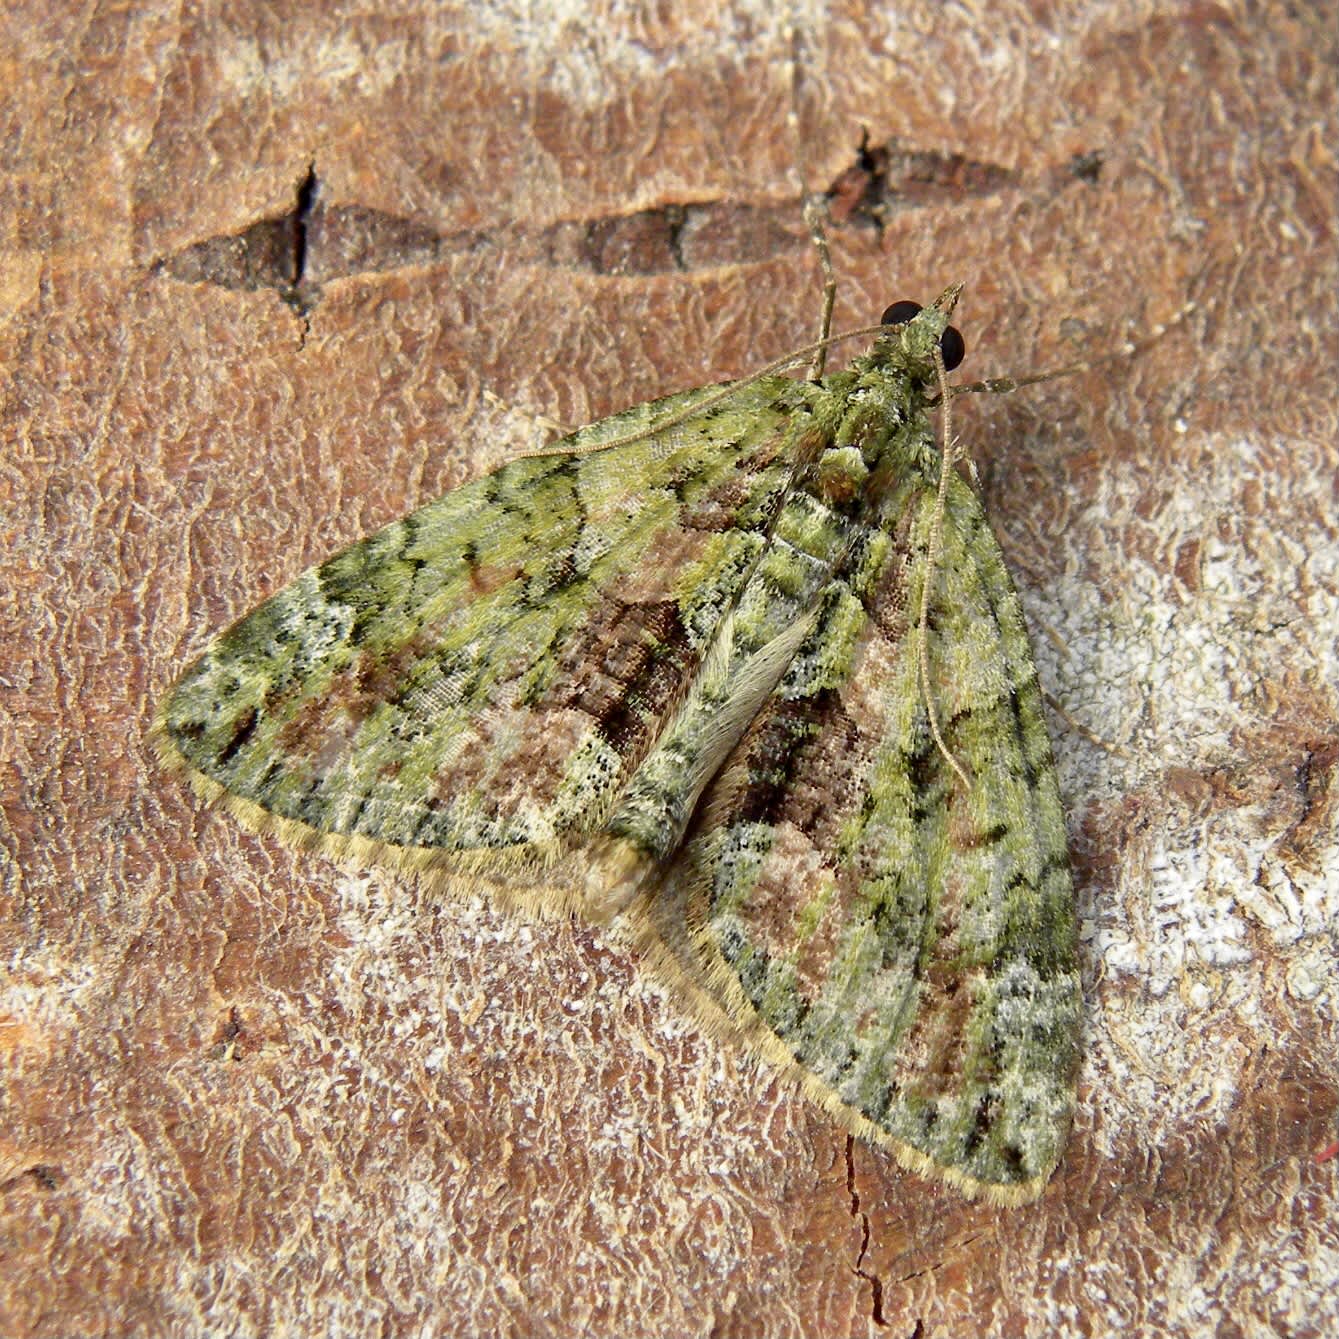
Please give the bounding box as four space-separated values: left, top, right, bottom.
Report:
2 1 1335 1335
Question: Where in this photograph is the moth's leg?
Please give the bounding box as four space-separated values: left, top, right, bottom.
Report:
802 195 837 381
782 20 836 380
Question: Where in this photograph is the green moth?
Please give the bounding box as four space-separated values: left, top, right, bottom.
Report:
155 288 1080 1205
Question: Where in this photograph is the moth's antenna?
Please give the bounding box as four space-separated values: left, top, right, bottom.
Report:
916 287 1199 787
940 296 1198 402
540 322 894 460
919 344 972 793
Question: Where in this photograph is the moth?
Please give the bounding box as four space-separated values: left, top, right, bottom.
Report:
155 285 1081 1205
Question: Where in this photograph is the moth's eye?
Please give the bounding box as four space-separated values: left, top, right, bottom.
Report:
939 324 965 371
880 300 922 326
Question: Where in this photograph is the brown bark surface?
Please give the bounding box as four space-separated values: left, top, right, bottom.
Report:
2 2 1335 1335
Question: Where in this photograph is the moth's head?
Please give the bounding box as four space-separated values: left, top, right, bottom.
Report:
876 284 965 377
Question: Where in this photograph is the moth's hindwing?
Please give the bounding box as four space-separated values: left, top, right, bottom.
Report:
636 469 1080 1204
155 376 820 909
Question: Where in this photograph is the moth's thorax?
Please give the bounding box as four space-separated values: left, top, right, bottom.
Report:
850 341 942 399
814 356 940 487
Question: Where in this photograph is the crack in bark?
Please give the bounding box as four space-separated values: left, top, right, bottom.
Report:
846 1135 887 1328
